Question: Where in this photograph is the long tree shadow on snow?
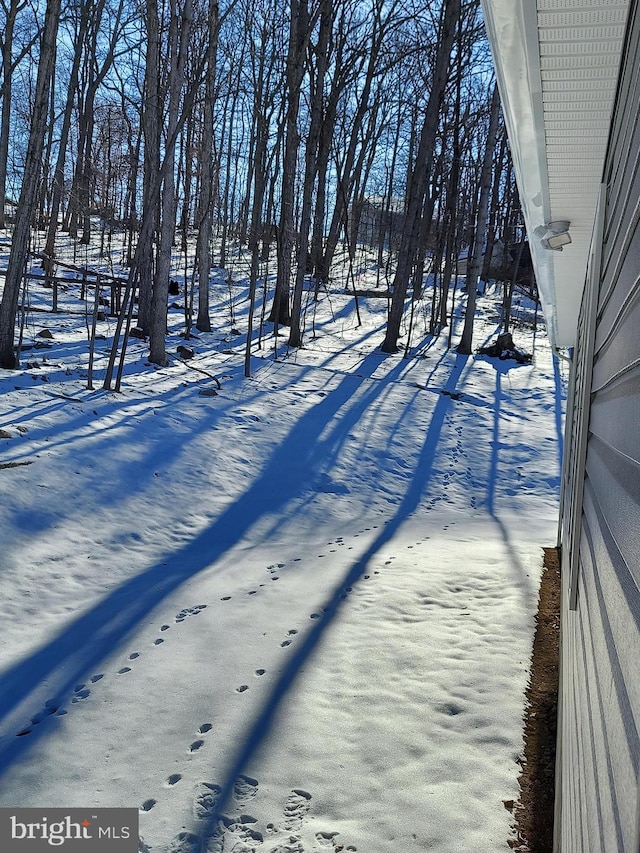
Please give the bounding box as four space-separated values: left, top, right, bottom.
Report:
0 349 461 779
485 356 562 616
179 354 469 850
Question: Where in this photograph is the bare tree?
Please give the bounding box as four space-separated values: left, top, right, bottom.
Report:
42 0 92 266
315 0 398 287
457 81 500 354
149 0 194 365
0 0 61 368
136 0 161 334
0 0 38 229
194 0 220 332
381 0 460 353
288 0 332 347
64 0 128 244
268 0 317 328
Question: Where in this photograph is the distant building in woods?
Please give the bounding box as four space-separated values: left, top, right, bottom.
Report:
352 196 534 287
2 199 17 225
350 197 408 252
457 239 533 283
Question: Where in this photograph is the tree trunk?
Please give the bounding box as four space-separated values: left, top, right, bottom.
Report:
195 0 220 333
137 0 161 334
43 0 91 265
0 0 34 229
457 82 500 354
0 0 61 368
289 0 331 347
269 0 309 327
381 0 460 353
149 0 193 365
316 35 382 286
480 132 506 284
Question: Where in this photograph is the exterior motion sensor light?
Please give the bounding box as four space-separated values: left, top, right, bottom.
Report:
537 220 572 251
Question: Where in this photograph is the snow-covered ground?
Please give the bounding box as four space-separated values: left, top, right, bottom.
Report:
0 240 565 852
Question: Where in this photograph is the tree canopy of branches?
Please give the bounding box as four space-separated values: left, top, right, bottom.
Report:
0 0 530 372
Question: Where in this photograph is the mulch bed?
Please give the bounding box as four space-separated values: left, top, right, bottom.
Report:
509 546 561 852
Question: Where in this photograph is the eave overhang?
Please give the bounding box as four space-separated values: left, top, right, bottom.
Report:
479 0 630 349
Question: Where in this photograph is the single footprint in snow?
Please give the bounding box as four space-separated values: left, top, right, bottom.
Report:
224 815 263 847
193 782 222 820
233 774 258 806
199 722 213 734
165 831 200 853
205 816 236 853
30 699 60 726
315 831 339 848
140 799 156 812
71 685 90 703
282 789 312 832
269 840 303 853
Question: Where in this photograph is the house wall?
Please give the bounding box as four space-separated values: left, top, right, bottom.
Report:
556 2 640 849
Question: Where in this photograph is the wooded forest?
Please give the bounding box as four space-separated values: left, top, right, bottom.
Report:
0 0 533 375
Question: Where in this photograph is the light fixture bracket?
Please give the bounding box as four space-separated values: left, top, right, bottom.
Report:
535 220 572 252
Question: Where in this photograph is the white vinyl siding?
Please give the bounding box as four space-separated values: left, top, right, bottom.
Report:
557 2 640 848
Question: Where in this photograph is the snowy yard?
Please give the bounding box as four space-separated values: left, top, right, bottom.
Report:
0 250 564 852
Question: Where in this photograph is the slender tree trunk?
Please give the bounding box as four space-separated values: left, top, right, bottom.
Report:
137 0 161 333
503 222 525 334
481 132 506 284
79 107 96 243
149 0 193 365
381 0 460 353
269 0 309 327
0 0 29 229
245 110 270 375
0 0 61 368
310 86 338 279
316 39 382 285
195 0 219 332
457 82 500 354
43 0 91 264
218 78 240 269
289 0 331 347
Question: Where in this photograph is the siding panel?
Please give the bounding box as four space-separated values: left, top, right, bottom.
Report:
590 374 640 465
580 521 638 850
557 1 640 849
583 436 640 587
